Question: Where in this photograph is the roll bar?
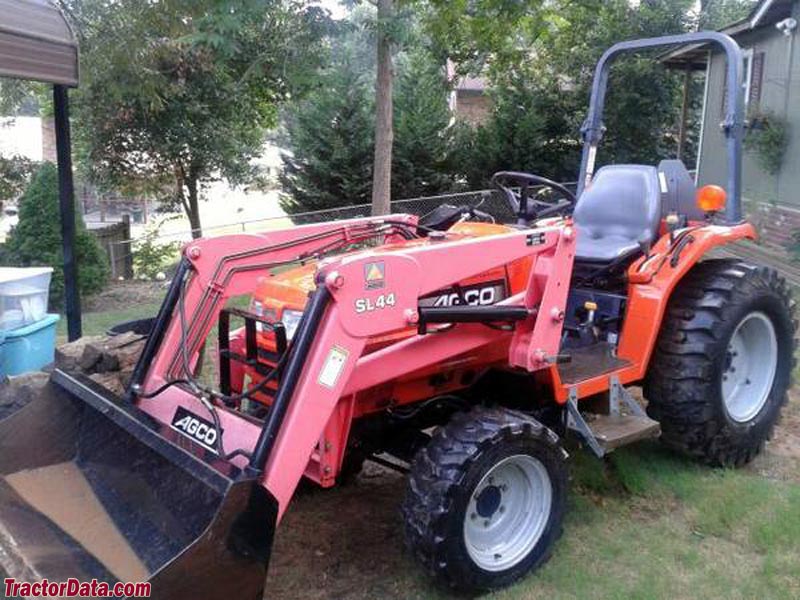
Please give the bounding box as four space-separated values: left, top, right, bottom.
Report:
577 32 745 223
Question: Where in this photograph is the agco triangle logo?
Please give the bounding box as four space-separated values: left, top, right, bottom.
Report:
364 261 385 289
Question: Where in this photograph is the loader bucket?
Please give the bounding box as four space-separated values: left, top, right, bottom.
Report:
0 370 277 600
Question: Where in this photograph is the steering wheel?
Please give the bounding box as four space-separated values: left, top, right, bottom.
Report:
491 171 577 224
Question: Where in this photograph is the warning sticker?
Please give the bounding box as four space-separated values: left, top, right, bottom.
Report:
318 346 349 389
364 261 385 290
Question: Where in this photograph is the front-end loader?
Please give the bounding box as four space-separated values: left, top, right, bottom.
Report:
0 32 795 597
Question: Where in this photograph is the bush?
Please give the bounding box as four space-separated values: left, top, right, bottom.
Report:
788 229 800 262
133 219 182 279
745 113 789 175
3 163 109 306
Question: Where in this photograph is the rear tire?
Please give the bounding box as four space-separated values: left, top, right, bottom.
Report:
401 407 567 592
645 260 797 467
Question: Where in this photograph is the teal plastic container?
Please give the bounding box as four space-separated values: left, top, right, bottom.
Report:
0 314 60 377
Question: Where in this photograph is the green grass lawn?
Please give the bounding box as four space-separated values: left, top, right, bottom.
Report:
56 300 163 342
504 446 800 600
56 290 252 343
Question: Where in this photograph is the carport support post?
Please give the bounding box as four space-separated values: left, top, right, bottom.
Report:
53 84 82 341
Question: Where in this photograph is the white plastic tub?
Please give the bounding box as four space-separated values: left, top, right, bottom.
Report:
0 267 53 331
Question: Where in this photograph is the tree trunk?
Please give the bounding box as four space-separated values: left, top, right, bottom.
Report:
697 0 710 29
186 176 202 239
371 0 394 216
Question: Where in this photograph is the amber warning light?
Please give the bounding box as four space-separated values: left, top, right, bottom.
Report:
696 185 727 214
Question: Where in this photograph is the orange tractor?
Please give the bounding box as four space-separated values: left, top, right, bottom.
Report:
0 32 795 598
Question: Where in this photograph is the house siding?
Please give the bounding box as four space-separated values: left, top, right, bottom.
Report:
698 9 800 208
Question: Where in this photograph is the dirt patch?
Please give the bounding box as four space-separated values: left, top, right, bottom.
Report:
267 464 432 600
83 281 168 313
632 385 800 482
769 389 800 459
748 388 800 483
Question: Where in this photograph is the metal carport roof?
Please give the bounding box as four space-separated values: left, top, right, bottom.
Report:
0 0 78 87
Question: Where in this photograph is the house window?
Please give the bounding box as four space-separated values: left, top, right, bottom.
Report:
742 48 754 110
720 47 764 115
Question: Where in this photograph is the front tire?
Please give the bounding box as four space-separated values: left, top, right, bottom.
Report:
402 407 567 592
645 260 797 467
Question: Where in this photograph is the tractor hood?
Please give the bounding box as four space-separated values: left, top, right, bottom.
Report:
254 263 318 314
253 222 517 315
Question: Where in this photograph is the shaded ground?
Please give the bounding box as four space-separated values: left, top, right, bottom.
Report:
82 280 168 312
268 390 800 600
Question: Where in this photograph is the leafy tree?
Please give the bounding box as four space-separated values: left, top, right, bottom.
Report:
0 153 36 208
419 0 579 79
286 0 740 211
4 163 108 305
66 0 331 237
349 0 560 214
697 0 759 29
454 0 696 186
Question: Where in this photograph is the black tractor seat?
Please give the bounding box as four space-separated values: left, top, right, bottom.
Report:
573 165 662 263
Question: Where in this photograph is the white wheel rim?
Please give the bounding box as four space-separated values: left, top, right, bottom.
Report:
463 454 552 572
722 311 778 423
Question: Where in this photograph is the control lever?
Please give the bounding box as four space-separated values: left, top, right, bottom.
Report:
637 239 652 262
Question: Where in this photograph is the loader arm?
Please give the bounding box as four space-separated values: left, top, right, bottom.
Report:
130 220 575 516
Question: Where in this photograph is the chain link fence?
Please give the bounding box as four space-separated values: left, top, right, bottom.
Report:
97 183 583 279
288 189 521 225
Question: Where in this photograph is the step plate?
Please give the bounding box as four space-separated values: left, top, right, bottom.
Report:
558 343 631 385
582 414 661 453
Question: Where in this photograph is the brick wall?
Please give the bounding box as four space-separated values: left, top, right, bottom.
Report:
41 117 56 163
456 93 492 126
745 200 800 256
